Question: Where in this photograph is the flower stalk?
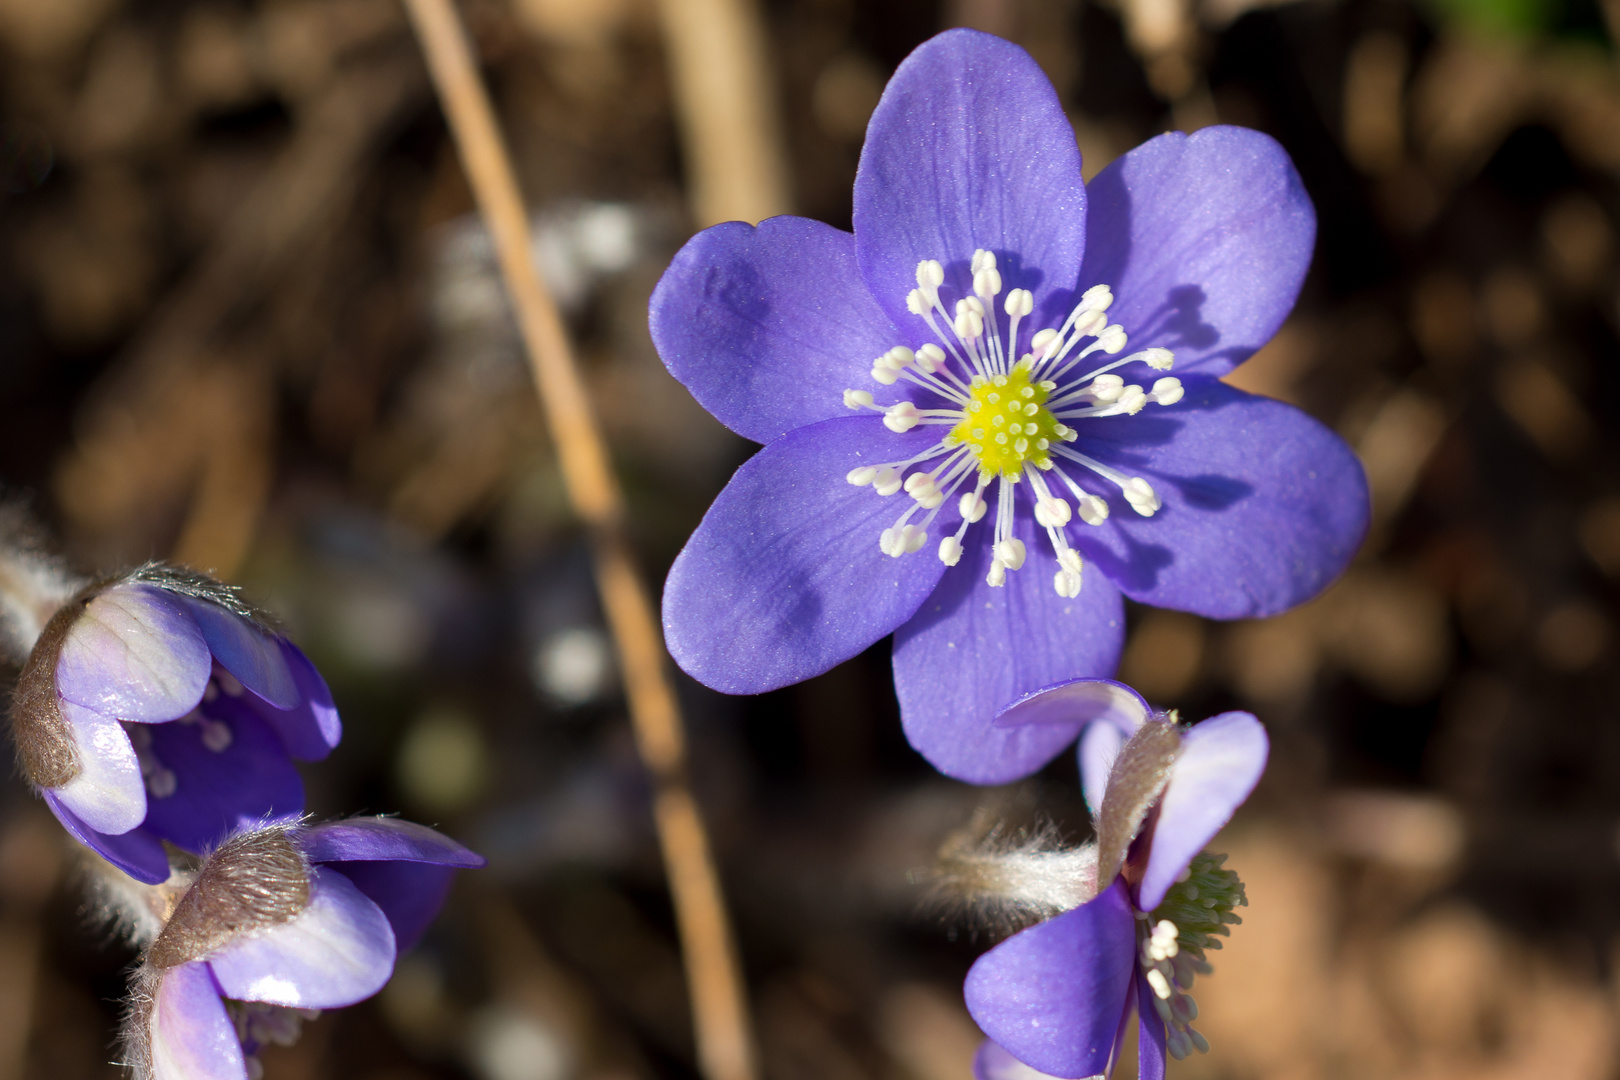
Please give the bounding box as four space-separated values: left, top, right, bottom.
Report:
398 4 758 1080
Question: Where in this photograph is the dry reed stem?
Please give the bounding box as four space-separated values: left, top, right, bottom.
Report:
655 0 792 226
399 3 758 1079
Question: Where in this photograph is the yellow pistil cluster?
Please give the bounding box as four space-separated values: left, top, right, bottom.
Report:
950 363 1061 478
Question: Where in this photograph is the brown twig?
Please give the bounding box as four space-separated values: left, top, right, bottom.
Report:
398 4 758 1080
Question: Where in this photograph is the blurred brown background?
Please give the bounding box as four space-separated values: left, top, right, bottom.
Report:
3 0 1620 1077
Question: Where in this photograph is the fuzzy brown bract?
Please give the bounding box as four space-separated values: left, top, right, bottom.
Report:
7 585 96 789
146 825 310 970
1094 716 1182 886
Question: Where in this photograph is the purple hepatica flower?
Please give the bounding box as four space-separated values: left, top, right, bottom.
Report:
964 679 1266 1079
124 817 484 1080
652 29 1367 784
9 564 341 885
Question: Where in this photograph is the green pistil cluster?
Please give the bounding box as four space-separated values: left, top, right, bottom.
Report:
949 364 1062 478
1151 851 1247 962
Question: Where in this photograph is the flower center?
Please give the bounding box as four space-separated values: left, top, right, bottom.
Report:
952 367 1060 477
843 250 1182 596
1137 851 1247 1061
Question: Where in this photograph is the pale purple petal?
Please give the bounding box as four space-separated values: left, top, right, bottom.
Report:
964 879 1136 1079
302 817 484 867
248 642 341 760
973 1041 1067 1080
56 584 210 722
181 599 299 709
1072 379 1368 619
663 416 946 695
44 793 170 884
207 867 395 1009
139 705 304 854
149 962 246 1080
1136 974 1166 1080
854 29 1087 332
50 700 145 835
326 861 458 953
1078 720 1126 819
996 678 1148 733
650 216 908 444
893 514 1125 784
1077 126 1315 378
1137 711 1268 911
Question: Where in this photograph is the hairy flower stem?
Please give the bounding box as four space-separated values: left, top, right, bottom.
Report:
0 504 83 664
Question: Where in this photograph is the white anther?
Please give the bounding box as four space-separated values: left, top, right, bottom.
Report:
1098 324 1127 354
960 492 988 522
1143 347 1175 370
954 306 983 340
880 527 901 556
1079 284 1113 311
986 559 1008 587
1171 995 1198 1023
1146 968 1173 1001
884 401 921 432
900 524 927 554
903 471 931 494
1072 308 1107 337
1055 424 1077 442
916 259 945 290
873 467 904 496
1150 377 1184 406
971 249 997 273
1054 569 1082 598
938 536 963 566
1076 494 1109 525
1034 497 1071 528
870 363 900 385
1004 288 1033 317
1124 478 1160 516
1031 327 1060 356
844 389 874 409
1089 374 1125 402
202 719 233 753
847 466 878 486
146 767 178 799
1189 1030 1210 1054
886 346 916 369
907 289 930 315
916 343 946 373
973 267 1002 299
992 538 1026 571
1118 385 1148 414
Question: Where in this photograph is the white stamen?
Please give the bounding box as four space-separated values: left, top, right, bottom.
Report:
1150 377 1184 406
1124 477 1161 516
938 536 963 566
959 491 988 523
884 401 921 432
844 389 874 409
847 466 878 486
873 467 904 496
1147 968 1173 1000
147 767 178 799
1034 496 1071 528
1076 493 1109 525
992 538 1026 571
202 719 234 753
916 343 947 374
986 559 1007 587
1096 324 1127 354
1143 347 1175 370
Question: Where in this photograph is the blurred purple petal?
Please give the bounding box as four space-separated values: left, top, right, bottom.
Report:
139 706 304 854
894 515 1124 784
50 700 144 835
149 962 245 1080
664 416 946 695
302 817 484 868
650 216 906 444
1078 126 1315 378
207 867 395 1009
973 1041 1066 1080
1137 711 1267 911
1136 974 1166 1080
44 793 170 884
56 584 209 722
855 29 1087 332
964 879 1136 1078
1078 720 1126 820
326 860 458 953
1073 379 1368 619
181 599 299 709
